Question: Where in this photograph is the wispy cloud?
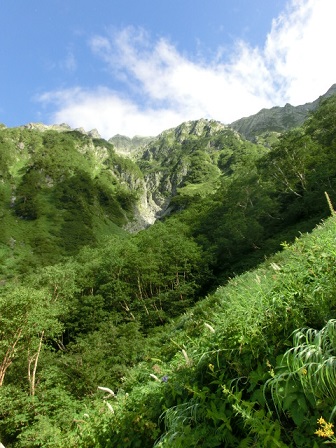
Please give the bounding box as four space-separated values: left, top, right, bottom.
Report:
38 0 336 138
62 49 77 73
44 48 78 74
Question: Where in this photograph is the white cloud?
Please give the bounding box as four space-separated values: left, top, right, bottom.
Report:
38 0 336 138
39 87 188 137
265 0 336 104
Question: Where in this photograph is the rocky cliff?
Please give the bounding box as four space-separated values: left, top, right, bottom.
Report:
124 118 261 230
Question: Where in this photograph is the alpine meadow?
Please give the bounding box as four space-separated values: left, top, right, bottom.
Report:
1 85 336 447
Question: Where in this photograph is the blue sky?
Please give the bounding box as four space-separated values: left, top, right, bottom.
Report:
1 0 335 138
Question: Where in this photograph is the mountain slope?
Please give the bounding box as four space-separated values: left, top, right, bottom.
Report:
230 83 336 141
110 84 336 228
1 85 335 271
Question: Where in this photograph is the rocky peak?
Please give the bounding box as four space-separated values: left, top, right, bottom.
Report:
159 118 227 143
74 127 101 138
109 134 155 157
87 128 101 139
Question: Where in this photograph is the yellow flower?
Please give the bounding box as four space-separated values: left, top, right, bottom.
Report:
315 417 334 439
266 360 275 377
315 429 326 438
318 417 326 425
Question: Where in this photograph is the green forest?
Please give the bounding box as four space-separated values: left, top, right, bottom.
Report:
0 94 336 447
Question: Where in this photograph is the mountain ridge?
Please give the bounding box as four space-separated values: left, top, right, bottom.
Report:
1 84 335 240
230 83 336 141
9 83 335 148
107 83 336 147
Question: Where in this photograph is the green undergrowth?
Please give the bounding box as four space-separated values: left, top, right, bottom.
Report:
61 215 336 447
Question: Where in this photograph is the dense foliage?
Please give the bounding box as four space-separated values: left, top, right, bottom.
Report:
0 95 335 447
0 128 140 271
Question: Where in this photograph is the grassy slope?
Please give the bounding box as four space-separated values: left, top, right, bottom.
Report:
66 214 336 447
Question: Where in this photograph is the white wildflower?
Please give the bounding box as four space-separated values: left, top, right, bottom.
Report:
98 386 115 397
204 322 215 333
270 262 281 271
105 401 114 414
150 373 160 381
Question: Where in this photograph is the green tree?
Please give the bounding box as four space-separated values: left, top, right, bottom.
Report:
0 285 64 390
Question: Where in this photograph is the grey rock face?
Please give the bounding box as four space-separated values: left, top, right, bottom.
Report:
88 128 101 139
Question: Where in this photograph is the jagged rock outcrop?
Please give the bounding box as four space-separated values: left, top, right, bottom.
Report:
158 118 228 143
230 84 336 141
87 128 101 139
109 120 228 229
22 122 72 132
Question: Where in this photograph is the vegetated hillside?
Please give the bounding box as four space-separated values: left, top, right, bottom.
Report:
1 203 336 447
0 91 335 447
69 214 336 448
1 89 335 276
0 126 143 272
